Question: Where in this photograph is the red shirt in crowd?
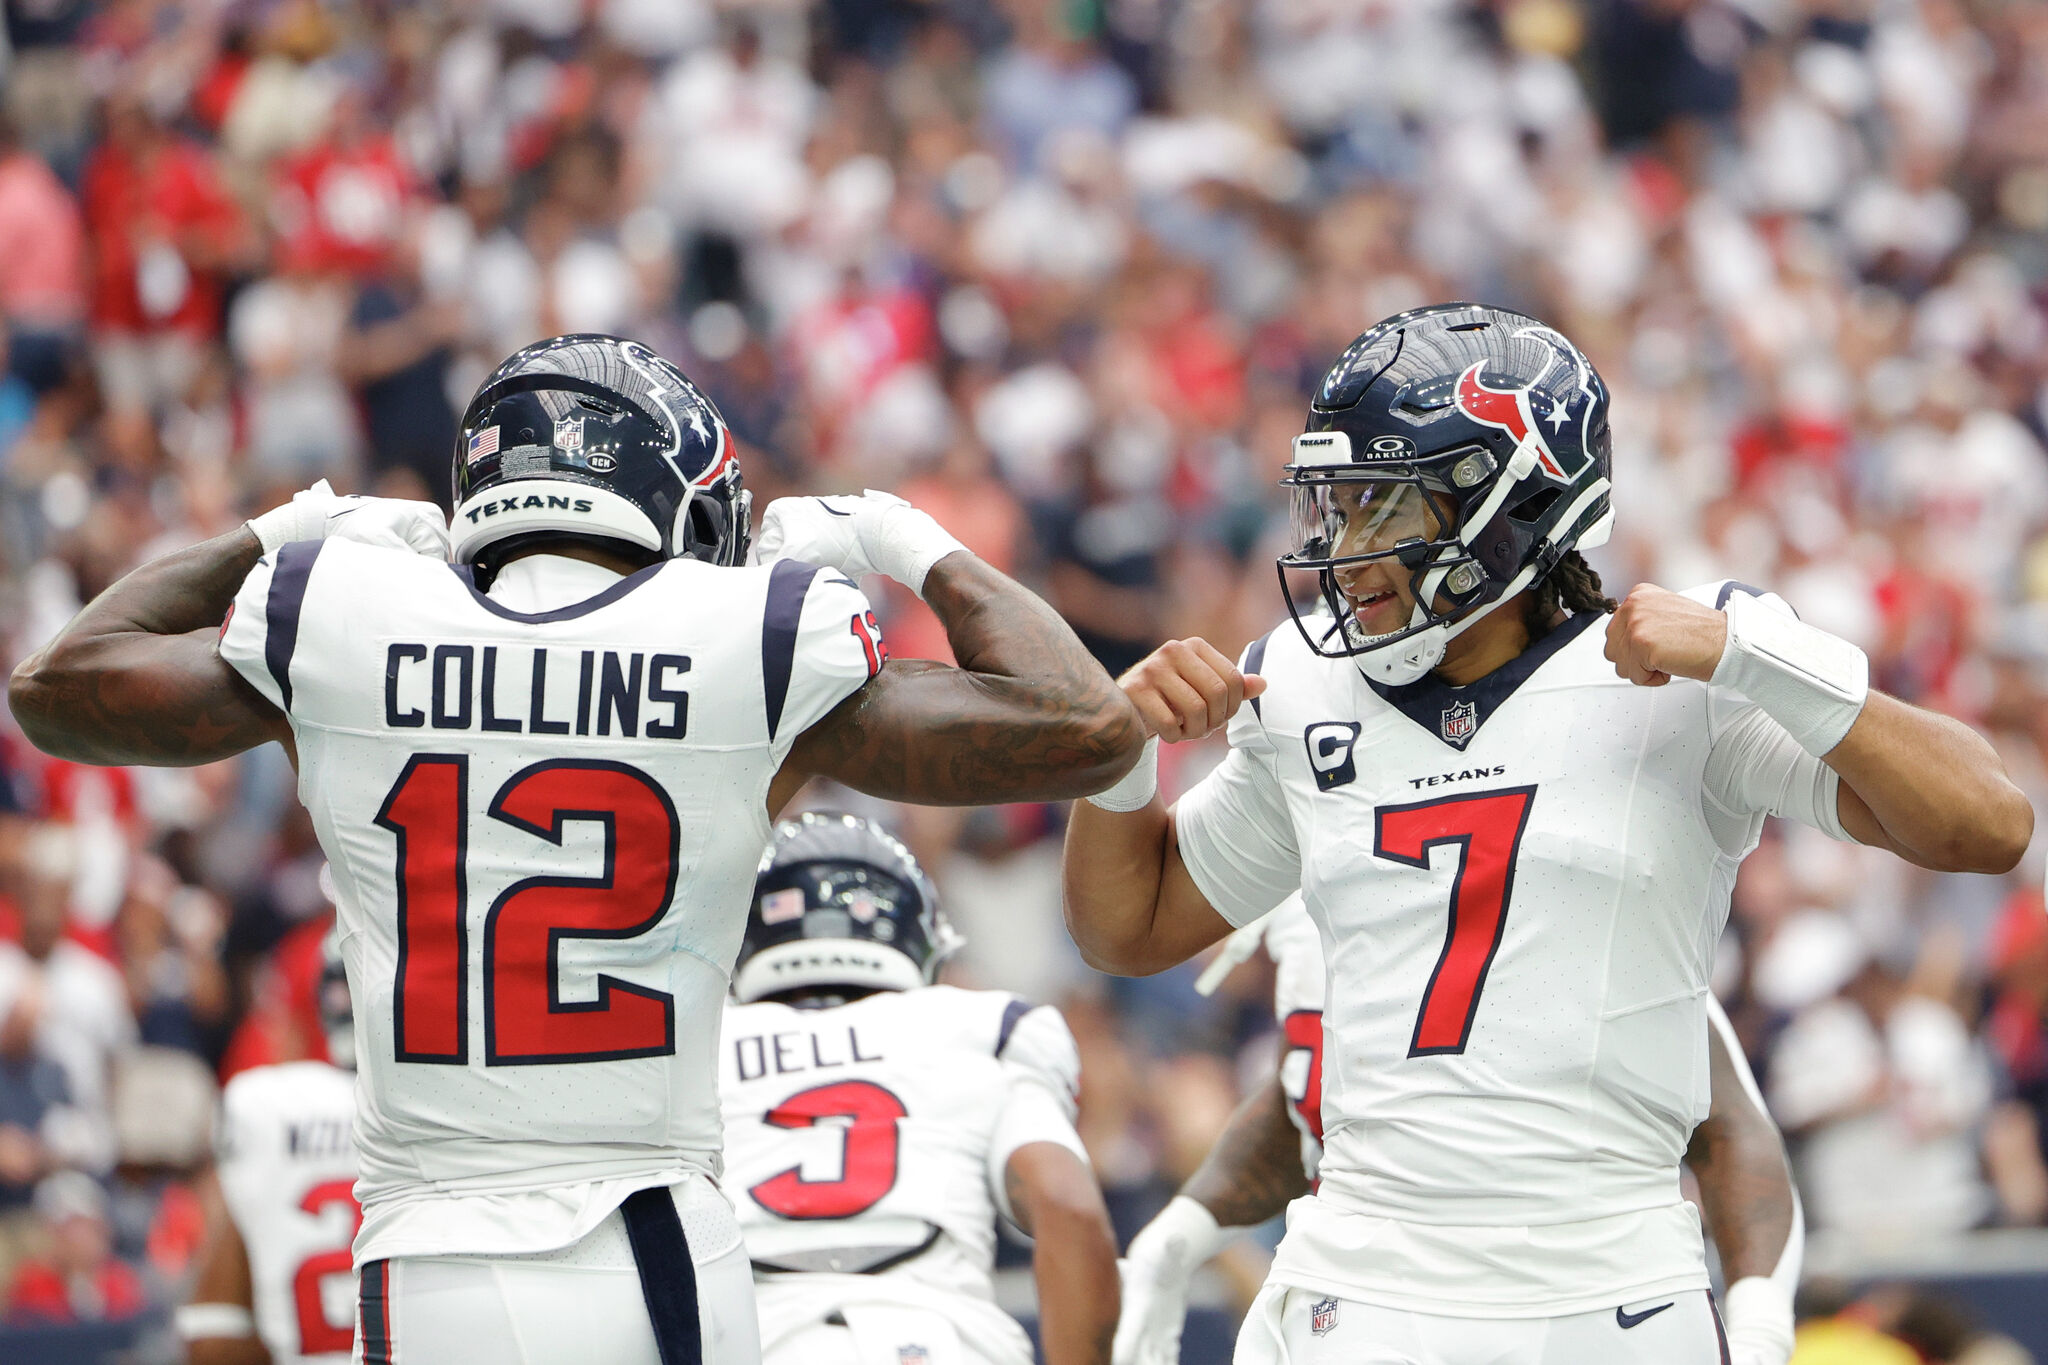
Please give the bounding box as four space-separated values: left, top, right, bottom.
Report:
5 1257 146 1324
79 136 243 336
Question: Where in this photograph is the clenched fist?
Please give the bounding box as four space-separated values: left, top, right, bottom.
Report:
1604 585 1729 686
1120 638 1267 742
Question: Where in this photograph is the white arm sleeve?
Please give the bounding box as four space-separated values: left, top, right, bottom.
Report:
1702 702 1851 847
987 1004 1091 1226
1175 747 1302 928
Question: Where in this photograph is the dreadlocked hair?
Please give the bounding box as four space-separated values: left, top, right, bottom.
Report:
1523 550 1616 636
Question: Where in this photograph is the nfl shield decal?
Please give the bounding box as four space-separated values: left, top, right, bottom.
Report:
554 414 584 452
898 1347 929 1365
1309 1296 1339 1337
1441 699 1478 747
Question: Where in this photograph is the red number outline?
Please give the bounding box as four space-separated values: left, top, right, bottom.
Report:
290 1178 362 1355
1374 786 1537 1057
377 754 469 1064
483 760 679 1065
748 1079 908 1220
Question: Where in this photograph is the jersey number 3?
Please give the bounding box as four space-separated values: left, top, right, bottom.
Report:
1375 786 1536 1057
378 755 678 1066
749 1080 908 1220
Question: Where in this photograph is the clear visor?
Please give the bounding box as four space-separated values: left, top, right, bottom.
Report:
1287 478 1449 564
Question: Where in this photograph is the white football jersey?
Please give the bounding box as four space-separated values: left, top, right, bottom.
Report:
1263 897 1326 1183
214 1062 360 1365
720 986 1088 1365
220 544 880 1262
1175 584 1850 1316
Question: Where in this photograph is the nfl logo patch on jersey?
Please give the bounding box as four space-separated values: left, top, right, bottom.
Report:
1441 699 1478 746
898 1346 929 1365
555 414 584 452
1309 1297 1339 1337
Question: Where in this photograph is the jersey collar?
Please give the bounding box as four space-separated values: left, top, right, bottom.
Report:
1366 610 1601 751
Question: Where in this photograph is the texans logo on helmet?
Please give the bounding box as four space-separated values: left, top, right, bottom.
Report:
1455 363 1570 482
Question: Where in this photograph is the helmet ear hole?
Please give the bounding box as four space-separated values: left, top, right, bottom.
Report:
1509 487 1561 525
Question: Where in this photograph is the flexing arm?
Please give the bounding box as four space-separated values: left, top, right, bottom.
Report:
774 551 1145 809
1063 640 1257 975
8 528 287 766
1007 1141 1120 1365
1607 585 2030 873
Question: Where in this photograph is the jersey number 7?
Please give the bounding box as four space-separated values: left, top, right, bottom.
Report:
1375 786 1536 1057
378 755 679 1065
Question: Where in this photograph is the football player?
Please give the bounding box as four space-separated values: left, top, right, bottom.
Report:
721 814 1117 1365
181 929 360 1365
1117 897 1803 1365
9 334 1145 1364
1062 304 2030 1363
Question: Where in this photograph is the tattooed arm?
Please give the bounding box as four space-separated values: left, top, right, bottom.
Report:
1183 1073 1312 1226
1688 1001 1801 1365
1007 1142 1119 1365
8 528 288 766
772 552 1145 809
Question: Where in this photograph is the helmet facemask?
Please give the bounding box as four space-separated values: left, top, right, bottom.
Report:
1279 441 1504 686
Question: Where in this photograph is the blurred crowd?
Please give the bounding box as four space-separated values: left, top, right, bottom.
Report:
0 0 2045 1359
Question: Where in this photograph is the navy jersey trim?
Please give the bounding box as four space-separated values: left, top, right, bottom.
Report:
1368 610 1600 751
358 1259 392 1365
995 997 1037 1056
621 1186 704 1365
761 559 823 742
752 1223 943 1277
1243 630 1272 718
1713 580 1776 612
263 539 323 711
451 560 667 622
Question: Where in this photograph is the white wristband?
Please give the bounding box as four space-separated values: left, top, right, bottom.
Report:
1711 592 1868 756
176 1301 257 1340
1127 1195 1229 1274
1086 736 1160 812
1721 1276 1795 1365
865 489 968 597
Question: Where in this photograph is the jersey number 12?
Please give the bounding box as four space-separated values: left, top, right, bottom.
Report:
378 754 679 1066
1375 786 1536 1057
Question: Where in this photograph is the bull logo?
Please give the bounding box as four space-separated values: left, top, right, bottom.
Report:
1455 363 1570 482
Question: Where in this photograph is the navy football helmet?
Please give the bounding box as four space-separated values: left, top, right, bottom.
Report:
452 334 751 575
732 814 961 1005
1281 303 1613 684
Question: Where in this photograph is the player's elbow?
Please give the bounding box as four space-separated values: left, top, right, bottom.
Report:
8 651 74 759
1060 695 1149 798
1950 785 2033 874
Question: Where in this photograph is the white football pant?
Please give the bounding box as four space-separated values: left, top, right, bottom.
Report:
353 1178 760 1365
1235 1284 1728 1365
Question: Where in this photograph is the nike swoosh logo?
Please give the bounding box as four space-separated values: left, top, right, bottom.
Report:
1616 1302 1674 1330
816 501 854 517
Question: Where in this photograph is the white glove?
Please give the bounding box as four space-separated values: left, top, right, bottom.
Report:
246 479 451 560
1722 1277 1796 1365
753 490 966 597
1113 1196 1227 1365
